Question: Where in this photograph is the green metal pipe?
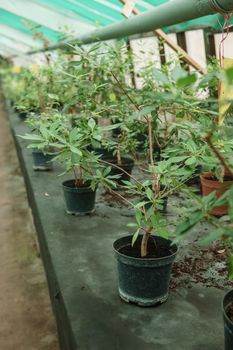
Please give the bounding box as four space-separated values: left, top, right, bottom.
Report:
28 0 233 55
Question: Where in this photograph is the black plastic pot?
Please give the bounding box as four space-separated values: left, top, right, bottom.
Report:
135 133 147 152
113 235 178 306
223 289 233 350
62 180 96 215
102 156 134 185
32 150 53 171
185 165 202 186
93 147 114 159
111 118 122 139
17 110 27 120
153 144 161 162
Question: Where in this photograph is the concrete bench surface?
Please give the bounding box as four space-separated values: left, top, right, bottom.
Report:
7 104 226 350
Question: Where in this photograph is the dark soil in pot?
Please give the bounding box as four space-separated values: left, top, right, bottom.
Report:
32 150 53 171
102 156 134 186
62 180 96 215
113 235 178 307
223 290 233 350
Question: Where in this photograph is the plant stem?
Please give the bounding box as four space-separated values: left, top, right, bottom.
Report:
99 159 141 186
141 226 153 257
205 133 233 177
109 189 136 208
73 166 79 187
111 72 140 111
147 118 158 192
117 144 122 166
79 166 83 184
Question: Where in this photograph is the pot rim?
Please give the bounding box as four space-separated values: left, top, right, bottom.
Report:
102 155 135 166
113 234 178 262
222 289 233 325
62 179 94 190
200 172 233 184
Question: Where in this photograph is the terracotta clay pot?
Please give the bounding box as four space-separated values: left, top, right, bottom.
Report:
200 172 233 216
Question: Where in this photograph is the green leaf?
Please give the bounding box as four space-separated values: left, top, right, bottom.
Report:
132 228 140 247
127 222 138 228
199 228 224 245
185 157 197 166
153 68 169 84
135 211 142 225
109 93 116 101
177 74 197 88
69 128 78 143
168 156 188 164
175 210 203 235
134 201 148 209
70 146 82 156
151 214 160 228
47 93 59 100
145 188 154 201
18 133 42 141
88 118 96 131
171 66 187 82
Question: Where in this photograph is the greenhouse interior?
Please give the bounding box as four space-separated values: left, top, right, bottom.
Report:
1 1 233 349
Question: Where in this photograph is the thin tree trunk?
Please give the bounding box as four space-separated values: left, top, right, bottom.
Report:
73 167 79 187
141 226 153 257
117 144 122 166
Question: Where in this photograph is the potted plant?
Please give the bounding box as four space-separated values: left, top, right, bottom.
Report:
21 112 118 214
63 42 137 186
110 79 181 305
112 157 180 306
171 116 233 349
112 144 204 306
19 112 58 171
111 63 226 307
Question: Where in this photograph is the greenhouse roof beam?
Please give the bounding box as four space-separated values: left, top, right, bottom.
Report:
27 0 233 55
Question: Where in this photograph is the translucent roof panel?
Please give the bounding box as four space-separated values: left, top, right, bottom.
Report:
0 0 231 57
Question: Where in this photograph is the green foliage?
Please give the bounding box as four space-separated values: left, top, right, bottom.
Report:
20 111 119 189
4 42 233 264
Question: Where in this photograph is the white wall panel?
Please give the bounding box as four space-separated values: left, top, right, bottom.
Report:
214 33 233 60
163 33 181 67
185 30 207 70
130 37 161 89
